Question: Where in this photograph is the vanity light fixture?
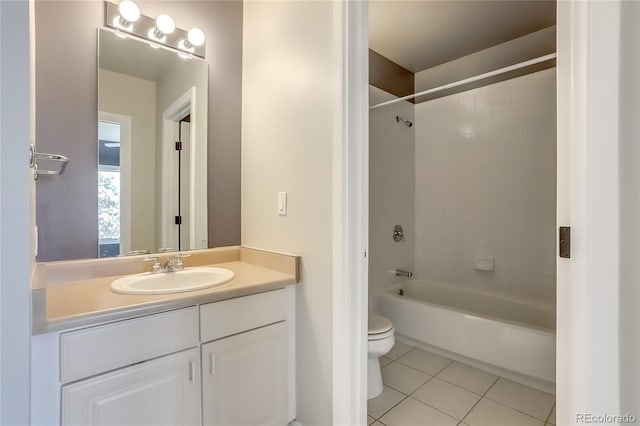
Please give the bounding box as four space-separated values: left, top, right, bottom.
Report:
105 1 205 58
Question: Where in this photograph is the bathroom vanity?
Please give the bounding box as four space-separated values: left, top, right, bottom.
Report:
31 246 299 426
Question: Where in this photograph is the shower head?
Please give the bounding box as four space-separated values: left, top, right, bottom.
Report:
396 115 413 127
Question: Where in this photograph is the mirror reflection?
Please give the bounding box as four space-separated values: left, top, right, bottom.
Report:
98 28 208 257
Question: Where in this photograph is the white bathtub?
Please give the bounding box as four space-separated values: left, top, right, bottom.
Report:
376 281 555 384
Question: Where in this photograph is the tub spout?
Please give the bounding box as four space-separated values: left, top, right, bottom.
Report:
395 269 413 278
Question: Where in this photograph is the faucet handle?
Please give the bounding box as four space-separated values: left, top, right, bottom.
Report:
144 255 161 273
172 252 191 270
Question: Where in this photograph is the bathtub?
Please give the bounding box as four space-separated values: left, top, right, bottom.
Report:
376 281 555 384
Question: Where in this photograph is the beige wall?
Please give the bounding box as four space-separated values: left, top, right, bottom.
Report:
368 86 415 310
35 0 242 261
98 69 157 252
414 69 556 307
241 1 340 423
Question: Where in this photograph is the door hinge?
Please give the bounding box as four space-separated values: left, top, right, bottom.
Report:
559 226 571 258
175 215 182 225
175 141 183 151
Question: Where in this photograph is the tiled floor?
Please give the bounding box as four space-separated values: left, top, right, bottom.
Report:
367 341 556 426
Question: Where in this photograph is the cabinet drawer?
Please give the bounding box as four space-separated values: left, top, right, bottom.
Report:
61 307 198 383
200 289 286 342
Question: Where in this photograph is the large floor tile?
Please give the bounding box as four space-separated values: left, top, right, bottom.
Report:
367 415 375 425
380 397 458 426
380 356 393 368
397 348 452 375
485 378 555 421
436 362 498 394
464 398 544 426
382 362 431 394
412 377 481 420
367 385 406 419
386 341 414 360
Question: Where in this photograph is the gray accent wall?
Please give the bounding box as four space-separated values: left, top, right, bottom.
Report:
35 0 242 261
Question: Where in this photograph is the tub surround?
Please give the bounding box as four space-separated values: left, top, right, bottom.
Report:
32 246 300 334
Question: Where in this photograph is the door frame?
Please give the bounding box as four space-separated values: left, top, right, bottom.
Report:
556 1 623 424
333 1 369 425
98 111 132 255
340 1 630 425
0 0 32 423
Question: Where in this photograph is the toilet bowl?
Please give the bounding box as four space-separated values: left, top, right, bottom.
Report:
368 313 395 399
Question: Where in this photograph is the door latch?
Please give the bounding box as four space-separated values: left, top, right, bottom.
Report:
559 226 571 258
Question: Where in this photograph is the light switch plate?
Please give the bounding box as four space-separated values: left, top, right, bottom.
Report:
278 192 287 216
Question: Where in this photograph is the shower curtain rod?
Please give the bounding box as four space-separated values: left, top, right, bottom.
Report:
369 52 557 110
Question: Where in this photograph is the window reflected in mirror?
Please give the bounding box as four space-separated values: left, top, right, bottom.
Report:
98 120 123 257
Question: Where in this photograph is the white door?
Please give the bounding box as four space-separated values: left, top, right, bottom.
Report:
62 348 200 426
202 322 287 426
180 120 191 250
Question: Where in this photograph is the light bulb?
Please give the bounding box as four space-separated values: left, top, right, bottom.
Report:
156 14 175 34
118 0 140 22
187 28 205 47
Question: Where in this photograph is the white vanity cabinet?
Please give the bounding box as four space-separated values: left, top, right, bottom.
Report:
31 287 295 426
58 307 201 426
200 290 288 426
62 348 201 426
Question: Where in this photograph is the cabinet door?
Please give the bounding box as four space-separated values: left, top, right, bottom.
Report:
202 321 287 426
62 348 200 426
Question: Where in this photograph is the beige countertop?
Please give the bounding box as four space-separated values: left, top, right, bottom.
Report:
32 247 300 334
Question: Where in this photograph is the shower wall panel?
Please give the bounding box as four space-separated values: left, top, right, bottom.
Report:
414 69 557 307
369 86 415 310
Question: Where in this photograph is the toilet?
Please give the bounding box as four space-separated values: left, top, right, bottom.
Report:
368 313 395 399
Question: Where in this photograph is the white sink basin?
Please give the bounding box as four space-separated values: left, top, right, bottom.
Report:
110 267 235 295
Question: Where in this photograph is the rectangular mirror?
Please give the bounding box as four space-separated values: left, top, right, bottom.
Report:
98 28 208 257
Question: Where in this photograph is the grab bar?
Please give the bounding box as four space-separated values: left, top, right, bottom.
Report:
29 144 69 180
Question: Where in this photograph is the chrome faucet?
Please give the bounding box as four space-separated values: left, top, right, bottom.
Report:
395 269 413 278
144 253 191 273
162 252 190 272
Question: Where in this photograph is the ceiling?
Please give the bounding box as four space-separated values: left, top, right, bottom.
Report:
369 0 556 73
